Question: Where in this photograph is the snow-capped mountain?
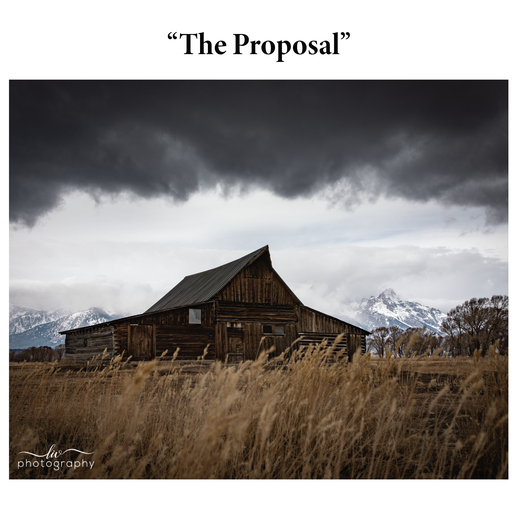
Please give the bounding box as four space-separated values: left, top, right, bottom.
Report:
9 306 117 349
9 305 71 335
353 289 447 334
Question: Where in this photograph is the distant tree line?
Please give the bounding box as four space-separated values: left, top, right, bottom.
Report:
367 326 443 358
9 345 65 362
367 295 508 358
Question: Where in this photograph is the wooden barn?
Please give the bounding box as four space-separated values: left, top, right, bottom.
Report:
60 246 369 363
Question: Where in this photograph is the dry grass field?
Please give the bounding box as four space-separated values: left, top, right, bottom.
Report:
9 340 508 479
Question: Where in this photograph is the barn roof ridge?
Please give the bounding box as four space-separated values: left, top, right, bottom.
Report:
144 245 270 313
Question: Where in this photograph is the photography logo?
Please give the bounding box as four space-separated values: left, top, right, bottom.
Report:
18 444 95 472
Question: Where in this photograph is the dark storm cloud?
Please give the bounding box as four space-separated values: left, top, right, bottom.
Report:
10 80 508 226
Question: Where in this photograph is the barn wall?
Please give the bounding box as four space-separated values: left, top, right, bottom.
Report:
215 318 297 361
297 306 368 359
214 253 300 361
216 301 297 323
298 306 368 334
250 322 298 360
65 303 216 362
218 253 298 306
123 303 214 327
154 324 215 360
64 302 366 362
117 303 215 360
64 326 115 362
114 322 128 357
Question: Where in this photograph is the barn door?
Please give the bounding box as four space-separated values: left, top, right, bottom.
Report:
128 324 154 360
226 324 245 363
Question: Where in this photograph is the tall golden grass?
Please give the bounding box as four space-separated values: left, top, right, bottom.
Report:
9 339 508 479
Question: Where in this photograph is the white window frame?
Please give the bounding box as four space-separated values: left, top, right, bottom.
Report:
189 308 202 324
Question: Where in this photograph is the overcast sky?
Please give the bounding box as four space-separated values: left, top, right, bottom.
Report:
9 80 508 318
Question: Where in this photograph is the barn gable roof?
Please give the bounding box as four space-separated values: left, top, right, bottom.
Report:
145 245 272 312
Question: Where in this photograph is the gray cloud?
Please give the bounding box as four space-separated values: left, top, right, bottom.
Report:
10 81 508 227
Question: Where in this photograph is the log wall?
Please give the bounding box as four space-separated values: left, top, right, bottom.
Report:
64 326 115 363
298 332 348 360
65 303 215 362
297 306 368 359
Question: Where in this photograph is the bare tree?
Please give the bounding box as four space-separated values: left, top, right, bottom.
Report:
440 295 508 356
386 326 405 357
485 295 508 353
402 327 443 357
367 327 389 357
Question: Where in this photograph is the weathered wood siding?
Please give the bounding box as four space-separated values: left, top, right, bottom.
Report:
216 301 297 323
128 324 155 360
298 332 348 359
346 333 366 360
214 254 299 360
299 306 358 334
131 304 214 326
114 322 128 356
65 303 215 362
154 324 215 360
297 306 368 359
224 323 245 363
214 320 297 361
117 303 215 360
65 302 366 363
254 323 298 359
64 326 115 362
218 254 297 306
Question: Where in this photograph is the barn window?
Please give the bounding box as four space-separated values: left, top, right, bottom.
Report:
189 308 202 324
83 338 87 347
263 325 284 335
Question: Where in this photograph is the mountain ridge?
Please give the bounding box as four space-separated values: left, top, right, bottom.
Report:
352 289 447 334
9 306 119 349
